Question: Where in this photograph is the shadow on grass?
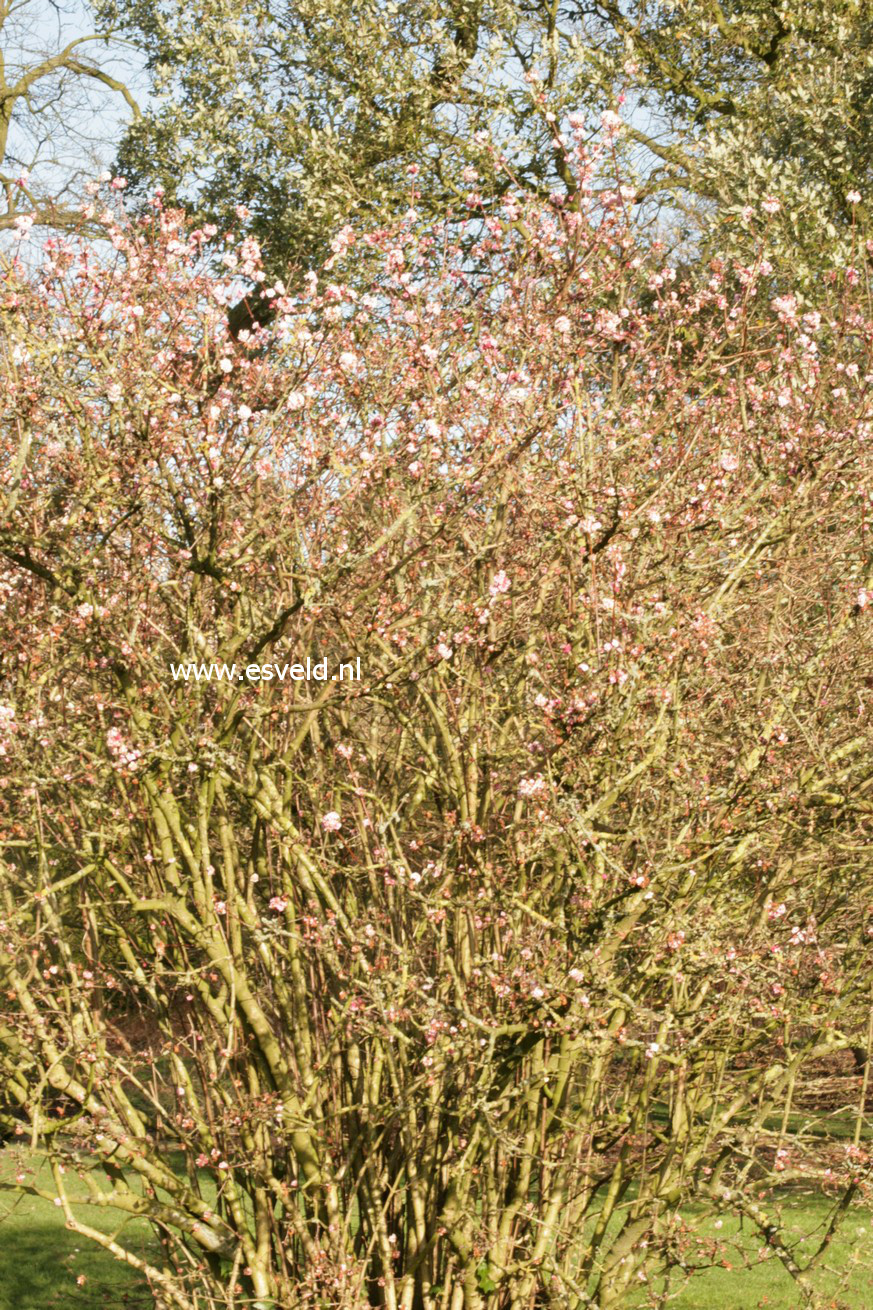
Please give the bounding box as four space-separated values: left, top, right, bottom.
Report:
0 1219 153 1310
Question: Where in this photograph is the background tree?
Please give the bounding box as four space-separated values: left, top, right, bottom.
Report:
1 142 871 1308
96 0 873 289
0 0 140 234
91 0 582 281
596 0 873 282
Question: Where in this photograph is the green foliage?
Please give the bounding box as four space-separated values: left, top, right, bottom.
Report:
95 0 606 275
98 0 873 284
476 1261 498 1294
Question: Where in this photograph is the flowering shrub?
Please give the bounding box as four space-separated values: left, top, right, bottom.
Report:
1 154 872 1309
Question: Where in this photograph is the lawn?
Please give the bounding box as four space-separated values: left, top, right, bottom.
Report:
0 1145 156 1310
2 1144 870 1309
635 1199 873 1309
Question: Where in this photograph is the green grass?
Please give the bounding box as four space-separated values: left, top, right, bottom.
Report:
629 1194 872 1309
2 1145 870 1309
0 1145 157 1310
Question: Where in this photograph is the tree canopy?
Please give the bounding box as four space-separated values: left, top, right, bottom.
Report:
96 0 873 279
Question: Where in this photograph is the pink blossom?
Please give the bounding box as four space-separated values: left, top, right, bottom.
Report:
269 895 288 913
489 570 511 596
329 224 356 255
518 776 546 797
761 196 781 215
771 294 798 325
106 727 141 772
321 811 342 832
